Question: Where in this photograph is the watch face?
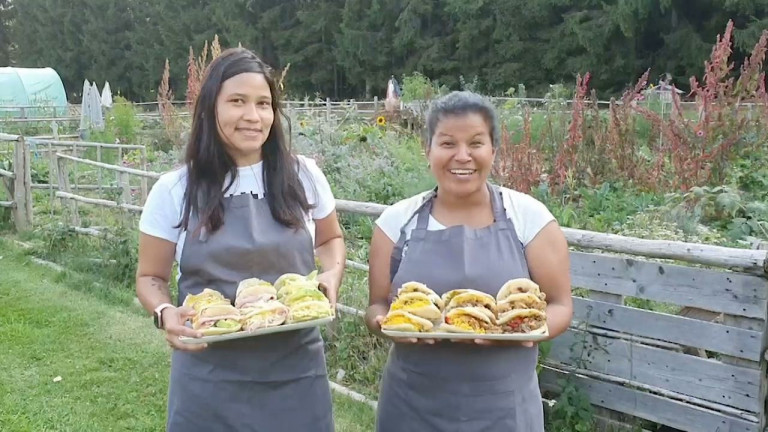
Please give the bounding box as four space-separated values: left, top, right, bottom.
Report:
153 312 162 329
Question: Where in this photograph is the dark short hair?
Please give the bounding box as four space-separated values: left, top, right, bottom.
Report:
425 91 500 149
178 47 312 234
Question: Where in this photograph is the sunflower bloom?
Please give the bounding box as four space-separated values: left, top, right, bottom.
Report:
376 116 386 126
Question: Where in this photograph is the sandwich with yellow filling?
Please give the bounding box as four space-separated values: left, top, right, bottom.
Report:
389 292 442 320
380 310 435 332
444 289 497 322
282 286 334 324
183 288 231 312
275 271 322 302
440 307 499 334
397 282 445 311
441 289 472 307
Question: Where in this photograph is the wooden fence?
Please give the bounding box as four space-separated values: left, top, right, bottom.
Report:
5 135 768 431
0 134 32 230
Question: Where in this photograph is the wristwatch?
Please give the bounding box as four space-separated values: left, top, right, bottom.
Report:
153 303 175 329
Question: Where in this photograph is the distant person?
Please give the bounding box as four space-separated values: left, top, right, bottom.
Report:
365 91 573 431
385 75 401 113
135 47 345 431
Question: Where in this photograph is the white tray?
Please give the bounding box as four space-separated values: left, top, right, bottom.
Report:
179 316 335 345
382 326 549 342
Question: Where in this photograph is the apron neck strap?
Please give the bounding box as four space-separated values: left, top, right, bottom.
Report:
414 188 437 231
488 183 507 222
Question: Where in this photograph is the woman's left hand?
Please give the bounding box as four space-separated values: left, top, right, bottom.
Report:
316 271 340 307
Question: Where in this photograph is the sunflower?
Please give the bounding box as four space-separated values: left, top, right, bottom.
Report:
376 116 387 126
299 120 308 128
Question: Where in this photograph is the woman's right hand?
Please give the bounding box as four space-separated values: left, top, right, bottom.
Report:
163 306 208 351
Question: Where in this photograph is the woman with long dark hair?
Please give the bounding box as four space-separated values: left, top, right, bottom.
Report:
136 47 344 431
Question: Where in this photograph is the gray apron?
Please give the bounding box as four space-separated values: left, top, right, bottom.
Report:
167 192 334 432
377 183 544 432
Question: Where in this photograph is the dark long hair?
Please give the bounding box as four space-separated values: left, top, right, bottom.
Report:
177 47 312 234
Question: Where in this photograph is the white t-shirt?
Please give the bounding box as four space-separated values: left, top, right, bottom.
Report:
139 155 335 268
376 187 556 248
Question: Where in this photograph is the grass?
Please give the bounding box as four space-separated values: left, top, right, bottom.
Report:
0 238 376 432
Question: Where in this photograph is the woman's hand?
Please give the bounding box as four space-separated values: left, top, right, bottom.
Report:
316 271 340 308
163 306 208 351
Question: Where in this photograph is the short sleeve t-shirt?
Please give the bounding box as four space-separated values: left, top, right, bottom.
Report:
139 155 335 272
375 187 555 248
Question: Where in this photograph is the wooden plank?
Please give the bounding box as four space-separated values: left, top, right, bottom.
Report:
12 138 30 230
334 199 768 271
27 138 145 150
0 167 14 179
540 367 760 432
56 158 80 226
55 153 161 179
549 329 762 412
571 251 767 319
119 173 130 204
588 290 623 305
0 200 14 207
32 184 121 191
573 297 762 361
55 191 143 213
721 316 765 369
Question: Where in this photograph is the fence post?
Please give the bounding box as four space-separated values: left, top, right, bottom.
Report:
12 136 32 231
57 156 80 226
374 96 379 114
326 97 331 121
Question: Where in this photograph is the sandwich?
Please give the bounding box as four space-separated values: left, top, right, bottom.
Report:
397 282 444 310
444 289 497 321
287 300 335 324
275 271 322 302
183 288 232 312
380 310 435 332
496 278 548 335
497 309 547 335
389 292 442 320
281 286 334 324
497 292 547 316
496 278 546 302
191 303 243 335
440 307 499 334
241 300 290 331
441 289 472 307
235 278 277 308
275 271 318 292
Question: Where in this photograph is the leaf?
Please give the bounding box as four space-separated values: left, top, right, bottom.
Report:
715 191 741 215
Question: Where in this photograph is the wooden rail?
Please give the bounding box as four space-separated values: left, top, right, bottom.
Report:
55 153 160 179
55 191 143 213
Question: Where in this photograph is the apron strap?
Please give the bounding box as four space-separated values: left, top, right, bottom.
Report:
488 183 509 230
390 190 436 282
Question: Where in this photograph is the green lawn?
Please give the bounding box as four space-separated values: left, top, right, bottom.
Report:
0 239 376 432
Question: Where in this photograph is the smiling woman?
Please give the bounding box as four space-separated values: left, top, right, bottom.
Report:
134 48 346 432
365 91 573 431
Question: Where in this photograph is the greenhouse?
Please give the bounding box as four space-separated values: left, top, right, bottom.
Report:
0 67 69 118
